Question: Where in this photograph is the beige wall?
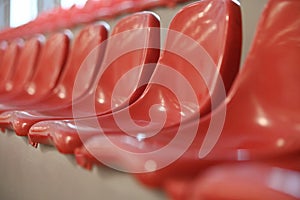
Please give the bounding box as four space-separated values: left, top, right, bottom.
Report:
0 1 269 200
240 0 268 63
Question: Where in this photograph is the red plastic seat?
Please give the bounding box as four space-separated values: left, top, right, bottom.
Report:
0 39 23 93
77 0 115 22
0 23 108 131
137 0 188 10
29 12 55 34
55 5 84 29
26 7 67 36
41 0 300 189
0 31 70 112
75 0 185 23
74 0 148 23
165 154 300 200
85 0 300 187
27 0 242 155
0 36 44 101
11 12 160 136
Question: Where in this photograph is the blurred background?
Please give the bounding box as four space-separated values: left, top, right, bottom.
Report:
0 0 268 199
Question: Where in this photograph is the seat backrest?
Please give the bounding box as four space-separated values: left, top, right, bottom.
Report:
53 23 109 101
229 0 300 119
94 12 160 112
0 39 23 87
25 31 70 98
157 0 241 114
5 36 44 92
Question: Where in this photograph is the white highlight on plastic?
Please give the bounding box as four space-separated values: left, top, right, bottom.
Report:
267 167 300 198
144 160 157 172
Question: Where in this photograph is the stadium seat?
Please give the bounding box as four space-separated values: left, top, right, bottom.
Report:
0 31 70 128
10 12 160 136
0 35 44 101
0 24 109 132
27 0 242 157
0 39 23 95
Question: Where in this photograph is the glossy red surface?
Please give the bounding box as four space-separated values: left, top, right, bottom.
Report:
0 0 299 199
4 24 108 135
0 36 43 101
10 12 160 137
27 0 300 190
165 155 300 200
0 32 70 118
132 0 300 187
16 32 69 103
27 0 242 155
0 41 8 64
0 39 23 93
